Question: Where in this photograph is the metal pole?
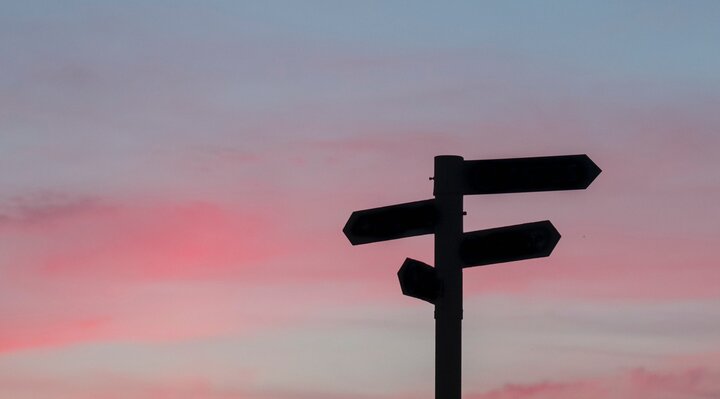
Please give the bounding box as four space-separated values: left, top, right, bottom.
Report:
433 155 464 399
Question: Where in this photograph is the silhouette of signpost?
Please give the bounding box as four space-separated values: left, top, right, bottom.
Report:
343 154 600 399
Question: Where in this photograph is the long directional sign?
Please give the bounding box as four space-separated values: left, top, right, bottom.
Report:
460 220 560 267
343 154 600 399
343 199 436 245
461 154 601 194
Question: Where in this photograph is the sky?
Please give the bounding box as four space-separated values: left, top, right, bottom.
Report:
1 1 719 398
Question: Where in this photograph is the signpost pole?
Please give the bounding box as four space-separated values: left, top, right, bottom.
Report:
433 155 464 399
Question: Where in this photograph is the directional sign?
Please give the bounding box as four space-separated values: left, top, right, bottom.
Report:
459 220 561 267
397 258 439 304
343 199 436 245
461 154 601 195
344 154 600 399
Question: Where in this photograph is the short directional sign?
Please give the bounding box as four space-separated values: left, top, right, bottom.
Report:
343 154 600 399
398 258 440 304
343 199 436 245
460 220 561 267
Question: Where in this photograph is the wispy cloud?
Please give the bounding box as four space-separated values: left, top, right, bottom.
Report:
466 365 720 399
0 193 109 228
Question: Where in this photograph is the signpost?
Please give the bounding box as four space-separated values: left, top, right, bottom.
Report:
343 154 600 399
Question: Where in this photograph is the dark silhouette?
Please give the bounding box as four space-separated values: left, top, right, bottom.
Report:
343 198 436 245
398 258 440 304
343 154 601 399
459 220 561 268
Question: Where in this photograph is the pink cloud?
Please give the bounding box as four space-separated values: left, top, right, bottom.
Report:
0 316 110 353
466 364 720 399
0 195 304 352
0 197 276 281
467 380 598 399
627 367 710 397
0 372 387 399
3 364 718 399
0 374 253 399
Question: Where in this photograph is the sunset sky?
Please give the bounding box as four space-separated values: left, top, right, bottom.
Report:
1 1 720 398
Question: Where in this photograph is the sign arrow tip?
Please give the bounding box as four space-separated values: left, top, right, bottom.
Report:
580 154 602 189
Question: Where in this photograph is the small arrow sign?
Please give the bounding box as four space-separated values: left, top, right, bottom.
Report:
343 199 436 245
460 220 561 267
398 258 440 304
461 154 601 195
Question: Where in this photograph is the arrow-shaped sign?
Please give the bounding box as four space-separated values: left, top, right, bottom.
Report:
397 258 440 304
461 154 601 195
460 220 561 267
343 154 600 399
343 199 436 245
